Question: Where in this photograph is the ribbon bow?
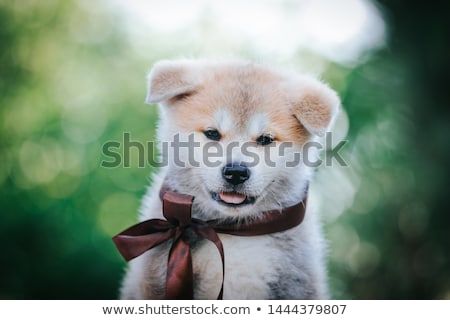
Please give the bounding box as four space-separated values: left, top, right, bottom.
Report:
113 190 307 300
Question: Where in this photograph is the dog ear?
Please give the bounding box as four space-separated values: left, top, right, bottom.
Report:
145 60 199 104
289 78 340 137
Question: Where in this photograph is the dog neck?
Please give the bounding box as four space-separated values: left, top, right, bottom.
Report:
158 181 308 217
114 185 308 299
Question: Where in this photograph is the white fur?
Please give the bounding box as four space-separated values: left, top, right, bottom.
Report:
247 112 270 137
119 59 340 299
214 109 234 133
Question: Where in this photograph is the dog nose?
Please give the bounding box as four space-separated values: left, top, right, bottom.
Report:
222 163 250 185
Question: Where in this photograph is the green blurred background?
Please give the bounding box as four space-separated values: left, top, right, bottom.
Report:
0 0 449 299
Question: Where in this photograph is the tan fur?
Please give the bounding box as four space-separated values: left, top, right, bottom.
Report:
120 59 341 299
147 60 338 142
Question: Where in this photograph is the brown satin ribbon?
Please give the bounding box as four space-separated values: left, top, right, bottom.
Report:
112 189 307 300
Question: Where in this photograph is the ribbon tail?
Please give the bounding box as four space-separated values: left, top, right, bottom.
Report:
166 232 194 299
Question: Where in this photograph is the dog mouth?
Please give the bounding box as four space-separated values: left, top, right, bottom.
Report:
211 191 256 207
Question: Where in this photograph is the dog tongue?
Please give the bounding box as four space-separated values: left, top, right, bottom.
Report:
219 192 247 204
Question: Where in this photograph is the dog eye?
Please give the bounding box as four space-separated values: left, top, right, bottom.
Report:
256 134 274 146
203 129 221 141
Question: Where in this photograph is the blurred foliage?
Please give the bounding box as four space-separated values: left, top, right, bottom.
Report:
324 0 450 299
0 0 156 299
0 0 449 299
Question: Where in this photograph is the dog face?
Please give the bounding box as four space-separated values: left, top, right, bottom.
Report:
146 60 339 219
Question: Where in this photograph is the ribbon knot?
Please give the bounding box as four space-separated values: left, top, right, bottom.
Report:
113 189 307 300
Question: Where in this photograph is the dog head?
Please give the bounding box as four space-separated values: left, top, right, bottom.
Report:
146 59 340 219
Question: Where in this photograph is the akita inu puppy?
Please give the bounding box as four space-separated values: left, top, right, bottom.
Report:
117 59 340 299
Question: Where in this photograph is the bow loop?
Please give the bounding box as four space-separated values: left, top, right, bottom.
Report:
112 220 175 261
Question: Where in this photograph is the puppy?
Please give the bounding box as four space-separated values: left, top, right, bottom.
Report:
119 59 340 299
